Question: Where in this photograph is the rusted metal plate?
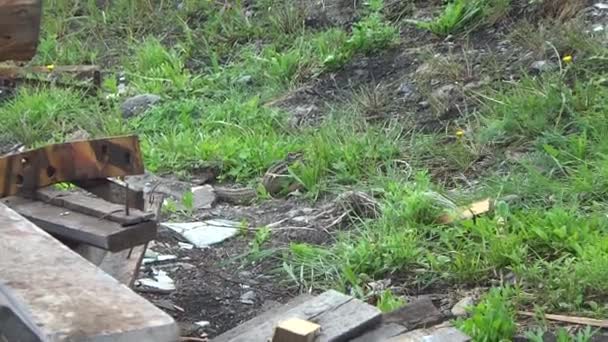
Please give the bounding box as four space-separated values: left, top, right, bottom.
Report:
0 0 42 62
0 135 144 198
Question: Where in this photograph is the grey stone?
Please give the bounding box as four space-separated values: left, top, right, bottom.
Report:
121 94 161 118
451 296 474 317
530 60 556 74
240 291 256 305
191 185 217 209
397 82 415 98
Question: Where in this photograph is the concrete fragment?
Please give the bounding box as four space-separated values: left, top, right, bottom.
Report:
137 269 175 291
192 185 217 209
161 219 240 248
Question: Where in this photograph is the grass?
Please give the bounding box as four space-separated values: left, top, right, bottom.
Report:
2 0 607 339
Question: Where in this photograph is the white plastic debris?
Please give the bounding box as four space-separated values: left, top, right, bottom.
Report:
178 242 194 250
137 269 175 291
595 3 608 10
161 219 240 248
142 254 178 265
195 321 210 328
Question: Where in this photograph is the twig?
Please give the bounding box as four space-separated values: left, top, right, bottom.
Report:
518 311 608 328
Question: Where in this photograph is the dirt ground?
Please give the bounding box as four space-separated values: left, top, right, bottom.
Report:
133 3 603 338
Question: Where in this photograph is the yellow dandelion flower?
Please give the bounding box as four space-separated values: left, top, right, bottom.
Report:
562 55 573 64
455 129 465 139
46 64 55 71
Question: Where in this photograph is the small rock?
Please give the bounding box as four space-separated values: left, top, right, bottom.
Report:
595 3 608 10
194 321 210 329
240 290 256 305
236 75 253 85
431 84 458 104
418 101 430 109
397 82 415 98
529 60 556 74
451 296 474 317
191 185 217 209
121 94 161 118
66 129 91 141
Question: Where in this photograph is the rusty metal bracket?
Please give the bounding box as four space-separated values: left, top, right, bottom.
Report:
0 135 144 198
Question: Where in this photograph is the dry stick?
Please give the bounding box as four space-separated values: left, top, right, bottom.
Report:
518 311 608 328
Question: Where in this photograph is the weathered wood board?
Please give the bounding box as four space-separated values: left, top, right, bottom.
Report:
383 298 445 330
386 325 471 342
2 196 156 251
0 0 42 62
213 290 382 342
36 187 153 225
0 203 178 341
75 178 146 211
351 323 408 342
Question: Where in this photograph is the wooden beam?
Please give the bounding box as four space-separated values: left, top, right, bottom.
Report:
0 202 178 341
0 135 144 198
2 196 156 252
35 187 153 225
214 290 381 342
0 0 42 62
75 243 148 288
75 178 145 211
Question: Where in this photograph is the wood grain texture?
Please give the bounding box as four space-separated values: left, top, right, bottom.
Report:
387 326 471 342
383 298 444 330
0 0 42 61
0 202 178 341
2 196 156 251
213 290 381 342
36 187 153 225
75 178 146 211
76 243 148 287
350 323 407 342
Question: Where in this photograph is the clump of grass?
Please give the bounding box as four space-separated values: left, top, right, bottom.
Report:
413 0 511 36
346 0 399 54
376 290 406 313
455 287 517 341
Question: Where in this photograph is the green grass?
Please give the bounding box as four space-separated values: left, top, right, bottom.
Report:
412 0 511 36
2 0 607 338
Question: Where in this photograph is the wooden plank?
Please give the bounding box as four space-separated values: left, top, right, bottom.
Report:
36 187 153 225
214 290 381 342
213 291 348 342
351 323 408 342
0 135 144 198
0 202 178 341
387 326 470 342
384 298 444 330
2 196 156 251
313 297 382 342
0 0 42 62
272 319 320 342
437 199 492 225
75 178 145 211
518 311 608 328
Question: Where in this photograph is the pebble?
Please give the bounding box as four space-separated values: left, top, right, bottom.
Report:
240 290 256 305
121 94 161 118
191 185 217 210
451 296 474 317
529 60 556 74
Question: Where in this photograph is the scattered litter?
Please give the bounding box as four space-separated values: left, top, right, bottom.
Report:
240 290 256 305
151 299 184 312
161 219 240 248
59 211 71 216
143 254 178 265
178 242 194 250
595 3 608 10
195 321 211 328
137 269 175 291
